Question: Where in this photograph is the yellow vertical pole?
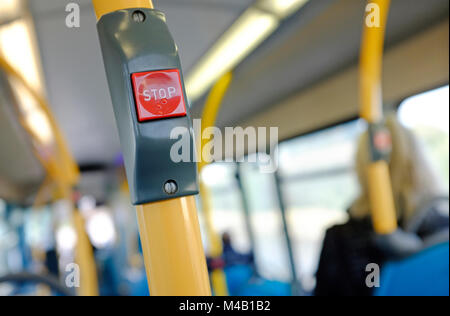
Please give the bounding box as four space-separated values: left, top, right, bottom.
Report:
73 209 99 296
198 72 233 296
359 0 397 234
93 0 211 296
136 197 211 296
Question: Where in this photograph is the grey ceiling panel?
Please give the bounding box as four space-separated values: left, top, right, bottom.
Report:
31 6 118 165
26 0 449 166
198 0 449 128
29 0 254 165
0 72 45 203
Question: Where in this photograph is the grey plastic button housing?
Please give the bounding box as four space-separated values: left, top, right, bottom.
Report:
97 9 198 205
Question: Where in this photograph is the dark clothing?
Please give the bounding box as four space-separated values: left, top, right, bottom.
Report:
315 199 449 296
410 201 450 240
45 249 60 278
222 243 254 267
206 243 254 271
315 218 386 296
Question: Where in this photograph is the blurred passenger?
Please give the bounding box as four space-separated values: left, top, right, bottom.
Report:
44 249 60 278
206 232 254 271
315 115 449 296
222 232 254 267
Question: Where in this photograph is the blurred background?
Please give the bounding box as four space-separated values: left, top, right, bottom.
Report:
0 0 448 296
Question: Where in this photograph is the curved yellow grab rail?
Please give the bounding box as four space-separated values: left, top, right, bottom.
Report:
198 72 233 171
359 0 397 234
198 72 233 296
0 56 99 296
0 56 79 196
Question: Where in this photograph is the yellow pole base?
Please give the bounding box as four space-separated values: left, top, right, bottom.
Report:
73 210 99 296
136 196 211 296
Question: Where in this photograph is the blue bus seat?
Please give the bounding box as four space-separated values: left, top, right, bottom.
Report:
224 265 291 296
376 242 449 296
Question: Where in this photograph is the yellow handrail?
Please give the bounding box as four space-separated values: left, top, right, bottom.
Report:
0 56 99 296
136 197 211 296
359 0 397 234
198 72 233 171
73 209 99 296
0 56 79 196
198 72 233 296
93 0 211 296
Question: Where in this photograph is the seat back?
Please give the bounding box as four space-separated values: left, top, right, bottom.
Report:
376 242 449 296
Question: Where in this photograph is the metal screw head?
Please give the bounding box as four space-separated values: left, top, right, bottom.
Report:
132 10 146 23
163 180 178 195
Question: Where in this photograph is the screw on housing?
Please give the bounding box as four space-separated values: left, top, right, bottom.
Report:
164 180 178 195
132 10 146 23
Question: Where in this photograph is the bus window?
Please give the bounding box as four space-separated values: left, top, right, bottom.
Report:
201 163 251 254
278 120 365 291
398 86 449 192
239 161 292 282
0 199 9 277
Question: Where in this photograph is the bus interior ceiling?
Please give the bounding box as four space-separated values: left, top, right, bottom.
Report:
0 0 449 297
12 0 448 167
0 71 46 204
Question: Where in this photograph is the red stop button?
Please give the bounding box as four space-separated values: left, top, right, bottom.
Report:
131 69 187 122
